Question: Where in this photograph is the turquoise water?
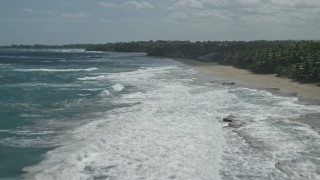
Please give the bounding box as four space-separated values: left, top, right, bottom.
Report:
1 49 320 179
0 49 160 179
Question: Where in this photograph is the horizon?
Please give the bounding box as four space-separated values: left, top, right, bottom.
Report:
1 0 320 45
2 39 319 47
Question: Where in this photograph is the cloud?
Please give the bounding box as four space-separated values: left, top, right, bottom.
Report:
99 2 117 8
60 1 71 6
168 0 320 26
61 12 89 18
23 8 53 15
99 1 154 10
123 1 154 9
23 8 36 13
99 19 116 23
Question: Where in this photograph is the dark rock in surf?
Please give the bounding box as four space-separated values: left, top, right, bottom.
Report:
265 87 280 91
208 81 218 84
223 115 236 122
222 82 235 85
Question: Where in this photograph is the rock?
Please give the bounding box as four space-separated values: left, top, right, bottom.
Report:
223 115 236 122
265 87 280 91
208 81 218 83
222 115 245 128
222 82 235 85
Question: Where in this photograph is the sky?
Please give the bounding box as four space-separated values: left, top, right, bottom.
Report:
0 0 319 45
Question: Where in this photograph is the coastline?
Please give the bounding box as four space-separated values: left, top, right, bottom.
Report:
174 58 320 100
171 57 320 131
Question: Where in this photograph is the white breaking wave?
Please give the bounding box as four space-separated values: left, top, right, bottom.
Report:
0 55 64 60
77 66 180 82
0 129 10 133
106 66 182 84
47 49 86 53
19 113 43 118
11 48 87 53
0 128 57 148
77 94 91 97
99 90 111 97
77 75 107 81
14 67 98 72
111 84 124 92
23 65 225 180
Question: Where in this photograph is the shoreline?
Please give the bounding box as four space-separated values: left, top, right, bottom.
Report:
171 57 320 131
173 58 320 100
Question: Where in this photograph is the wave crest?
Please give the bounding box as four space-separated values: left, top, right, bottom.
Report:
14 68 98 72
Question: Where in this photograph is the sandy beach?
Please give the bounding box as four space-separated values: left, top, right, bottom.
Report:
176 58 320 100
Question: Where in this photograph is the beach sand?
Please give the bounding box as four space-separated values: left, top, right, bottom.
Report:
177 58 320 100
174 58 320 131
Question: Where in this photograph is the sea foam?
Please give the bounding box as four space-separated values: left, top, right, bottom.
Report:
111 84 124 92
23 66 225 180
22 63 320 180
99 90 111 97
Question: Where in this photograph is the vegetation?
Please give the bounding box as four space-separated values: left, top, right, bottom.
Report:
3 40 320 83
219 41 320 83
85 40 320 83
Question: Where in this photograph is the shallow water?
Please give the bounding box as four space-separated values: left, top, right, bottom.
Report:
0 49 320 179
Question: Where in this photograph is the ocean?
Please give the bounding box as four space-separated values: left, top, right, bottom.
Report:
0 48 320 180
